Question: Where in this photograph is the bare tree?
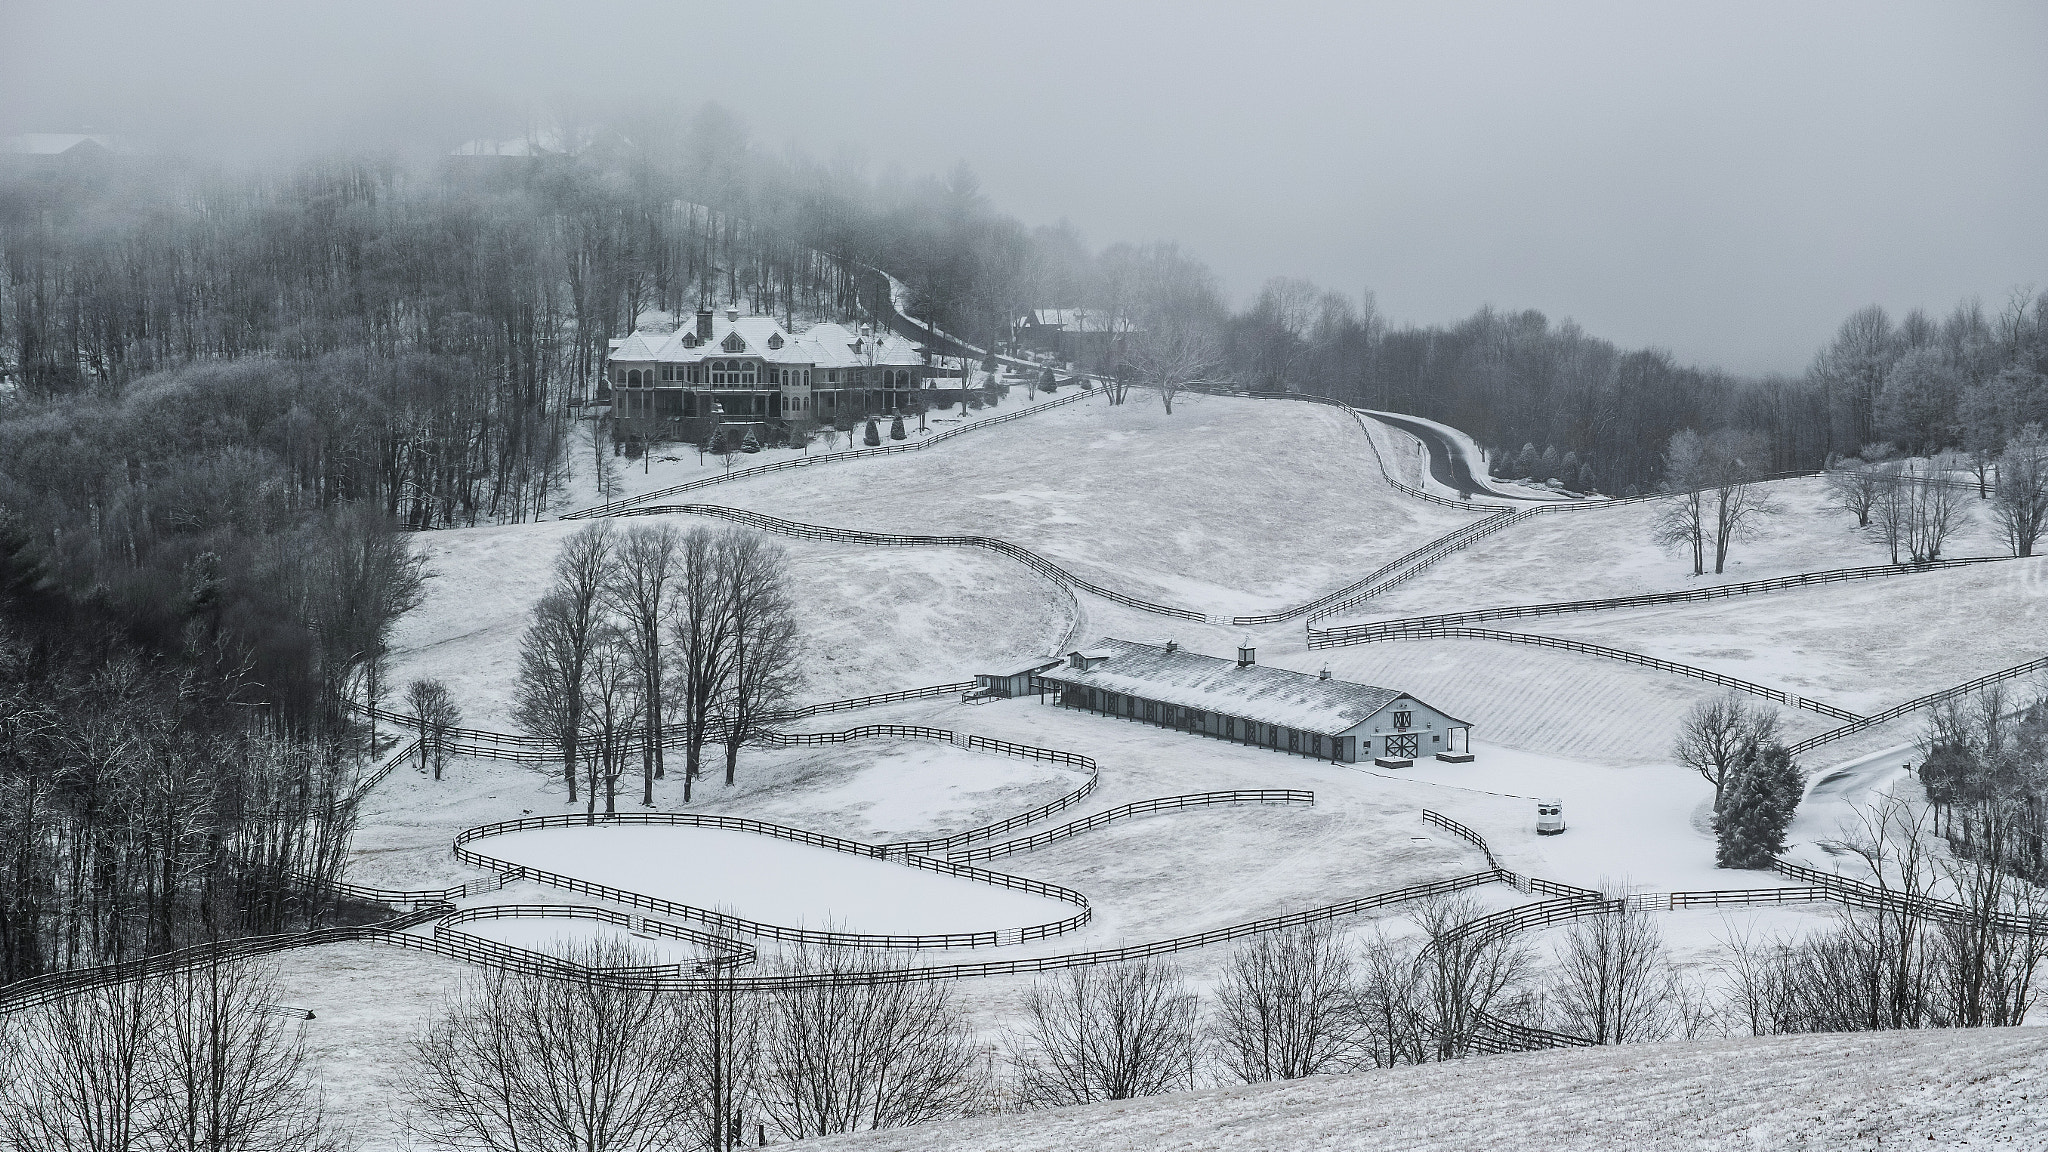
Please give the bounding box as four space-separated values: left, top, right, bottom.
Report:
1992 425 2048 557
1654 429 1709 575
406 938 696 1152
150 958 338 1152
1209 923 1363 1082
1825 460 1886 528
757 945 984 1140
678 959 763 1152
608 523 680 805
1674 694 1781 808
1706 430 1779 574
1414 894 1537 1060
0 959 340 1152
1005 960 1198 1106
404 677 461 779
670 527 736 803
511 523 615 803
1354 926 1429 1068
717 533 803 787
1123 316 1227 415
581 626 645 816
1547 898 1675 1043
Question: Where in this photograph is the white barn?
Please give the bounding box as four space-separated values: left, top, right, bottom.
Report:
1027 638 1472 765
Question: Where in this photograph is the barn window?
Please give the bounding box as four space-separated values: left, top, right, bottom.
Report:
1143 701 1156 722
1288 730 1299 752
1394 711 1412 729
1224 717 1235 739
1311 734 1323 756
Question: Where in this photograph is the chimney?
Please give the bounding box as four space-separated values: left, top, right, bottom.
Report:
1237 639 1255 668
725 307 739 324
1318 665 1332 681
696 308 713 340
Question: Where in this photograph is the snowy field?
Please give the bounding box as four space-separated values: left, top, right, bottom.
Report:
1524 556 2048 713
386 518 1072 731
465 823 1079 937
807 1027 2048 1151
444 911 716 965
670 393 1481 616
1321 474 2012 627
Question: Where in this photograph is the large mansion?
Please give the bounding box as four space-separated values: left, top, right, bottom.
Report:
605 308 927 439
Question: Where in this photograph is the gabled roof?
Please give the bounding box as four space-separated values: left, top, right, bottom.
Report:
1 133 127 156
606 313 925 372
1043 638 1468 736
1020 309 1120 333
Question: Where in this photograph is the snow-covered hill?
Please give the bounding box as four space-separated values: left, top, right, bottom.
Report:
807 1028 2048 1151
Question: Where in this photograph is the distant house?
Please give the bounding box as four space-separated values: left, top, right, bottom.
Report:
0 134 133 168
603 307 927 440
1011 309 1128 365
1028 638 1472 765
974 657 1064 699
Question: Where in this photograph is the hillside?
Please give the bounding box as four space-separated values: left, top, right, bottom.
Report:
806 1028 2048 1151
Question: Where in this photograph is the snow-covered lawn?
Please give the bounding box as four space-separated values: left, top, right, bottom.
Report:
806 1027 2048 1152
1321 474 2012 627
1522 556 2048 713
465 823 1078 938
386 516 1072 731
670 393 1481 616
345 739 1093 891
441 911 714 965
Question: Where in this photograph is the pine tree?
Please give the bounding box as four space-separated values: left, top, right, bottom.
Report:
889 415 906 440
863 418 881 447
1714 741 1802 868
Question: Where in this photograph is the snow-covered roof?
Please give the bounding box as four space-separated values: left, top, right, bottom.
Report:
981 656 1064 679
1042 638 1466 737
1 133 126 156
606 312 925 373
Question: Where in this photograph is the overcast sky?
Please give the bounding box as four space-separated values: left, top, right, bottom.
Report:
6 0 2044 373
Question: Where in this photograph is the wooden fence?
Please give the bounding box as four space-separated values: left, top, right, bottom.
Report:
945 790 1314 862
451 810 1093 950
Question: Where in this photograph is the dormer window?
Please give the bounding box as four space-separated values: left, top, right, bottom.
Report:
767 333 784 350
721 332 746 353
681 333 697 348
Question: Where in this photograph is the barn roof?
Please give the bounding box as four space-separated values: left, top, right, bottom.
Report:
1043 638 1467 736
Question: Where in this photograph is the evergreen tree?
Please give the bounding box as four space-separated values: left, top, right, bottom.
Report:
889 415 906 440
863 418 881 447
1714 741 1803 868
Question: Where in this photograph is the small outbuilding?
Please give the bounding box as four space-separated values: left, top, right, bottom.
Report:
1030 637 1472 764
973 657 1065 700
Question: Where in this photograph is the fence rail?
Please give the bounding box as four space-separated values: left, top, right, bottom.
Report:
1311 553 2026 638
451 811 1093 950
945 790 1314 862
1787 655 2048 754
1317 627 1861 720
433 903 755 973
564 389 1095 520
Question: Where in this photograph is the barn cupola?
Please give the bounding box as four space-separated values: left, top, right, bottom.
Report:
1237 638 1256 668
726 307 740 323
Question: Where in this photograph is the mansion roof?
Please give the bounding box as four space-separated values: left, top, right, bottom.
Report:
608 314 924 371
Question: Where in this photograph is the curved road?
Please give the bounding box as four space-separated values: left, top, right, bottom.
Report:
1365 410 1558 502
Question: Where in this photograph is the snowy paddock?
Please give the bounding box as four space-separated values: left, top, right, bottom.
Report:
386 522 1071 732
688 392 1481 616
439 912 716 966
464 823 1080 938
1323 473 2014 627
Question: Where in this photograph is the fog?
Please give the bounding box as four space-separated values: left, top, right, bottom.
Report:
5 0 2044 373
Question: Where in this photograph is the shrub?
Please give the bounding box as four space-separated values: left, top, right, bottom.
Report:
889 415 906 440
863 419 881 447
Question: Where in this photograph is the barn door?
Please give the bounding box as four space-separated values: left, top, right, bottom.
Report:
1386 733 1420 758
